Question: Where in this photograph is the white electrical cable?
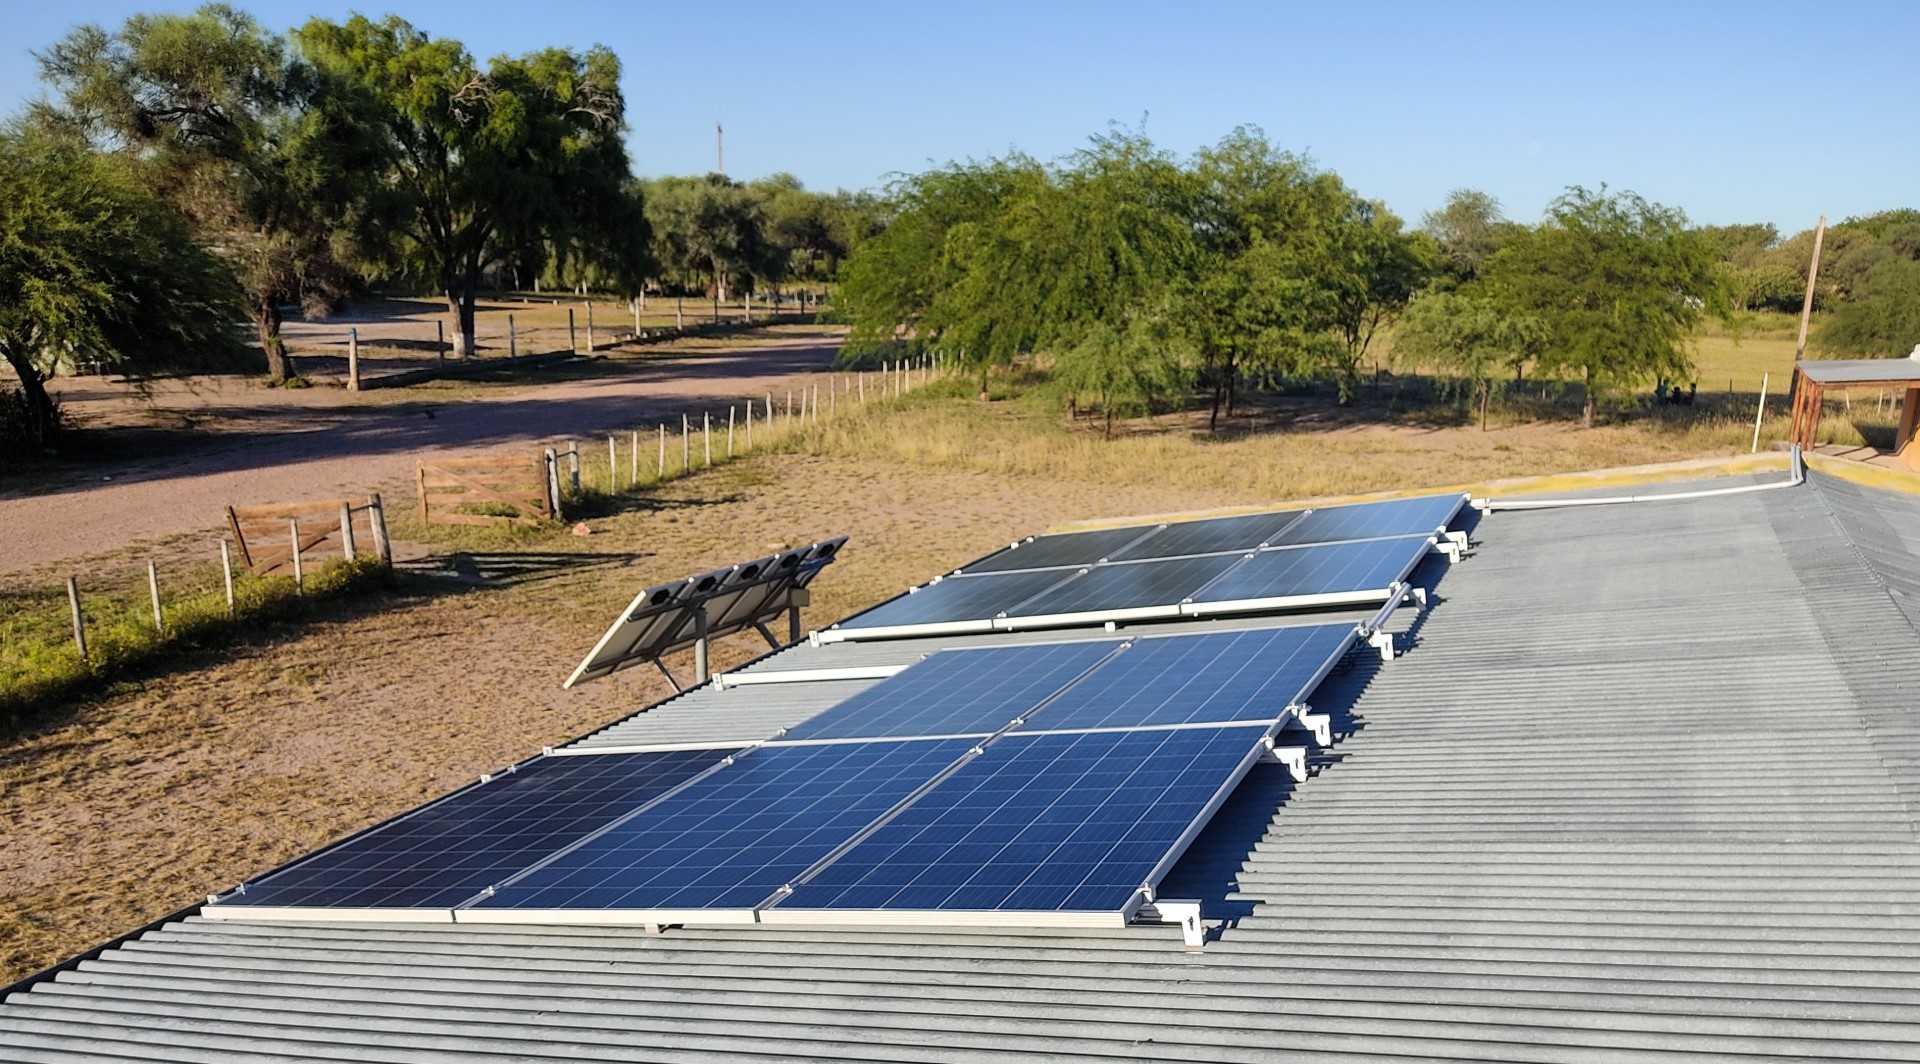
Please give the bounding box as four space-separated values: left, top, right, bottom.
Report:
1476 446 1804 512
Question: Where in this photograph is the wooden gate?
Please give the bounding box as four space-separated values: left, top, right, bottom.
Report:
227 497 390 575
416 454 555 528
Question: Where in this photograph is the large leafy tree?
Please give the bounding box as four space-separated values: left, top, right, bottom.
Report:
295 16 632 356
1482 186 1726 427
644 174 775 316
1817 257 1920 357
36 4 388 382
1422 188 1511 285
1393 290 1548 429
1325 199 1433 399
0 126 244 449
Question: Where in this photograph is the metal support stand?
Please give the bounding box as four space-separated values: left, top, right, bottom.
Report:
692 606 711 685
787 587 810 644
651 659 683 693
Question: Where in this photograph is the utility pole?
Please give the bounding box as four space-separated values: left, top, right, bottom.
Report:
1794 215 1827 363
716 122 724 175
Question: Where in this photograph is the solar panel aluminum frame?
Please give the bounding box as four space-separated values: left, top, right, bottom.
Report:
1178 535 1441 620
813 573 1032 643
755 723 1278 930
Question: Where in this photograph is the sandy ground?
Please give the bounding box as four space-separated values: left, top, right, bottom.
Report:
0 450 1259 982
2 328 841 577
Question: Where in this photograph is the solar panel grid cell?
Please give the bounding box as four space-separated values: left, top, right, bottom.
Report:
776 726 1267 914
839 568 1075 631
959 526 1159 574
1269 495 1463 547
1105 511 1302 562
777 640 1121 741
213 748 735 911
1001 554 1244 620
1190 537 1430 607
1018 625 1356 732
471 739 975 913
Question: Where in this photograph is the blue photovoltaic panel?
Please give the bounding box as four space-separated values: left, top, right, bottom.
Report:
1189 537 1429 607
1020 625 1356 732
777 725 1268 914
1268 494 1464 547
470 739 975 912
1001 554 1245 620
211 748 735 910
779 640 1120 741
838 569 1073 631
1105 511 1302 562
960 526 1157 574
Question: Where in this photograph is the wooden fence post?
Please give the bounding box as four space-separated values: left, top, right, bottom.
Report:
567 441 581 493
568 308 578 353
509 314 517 357
608 435 618 492
630 429 639 485
812 383 820 426
831 378 837 415
746 399 754 450
66 576 88 665
289 519 304 592
347 328 361 392
587 301 596 352
766 393 774 428
657 424 666 478
147 560 163 632
682 414 690 471
436 320 446 362
220 540 236 615
704 412 712 466
632 298 641 336
728 405 735 457
368 494 391 567
339 502 356 560
544 448 563 519
416 462 430 525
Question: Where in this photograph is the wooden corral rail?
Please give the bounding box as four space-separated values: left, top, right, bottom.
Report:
227 497 391 575
417 454 555 528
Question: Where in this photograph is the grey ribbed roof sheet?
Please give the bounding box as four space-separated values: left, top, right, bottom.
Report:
11 468 1920 1062
1796 356 1920 383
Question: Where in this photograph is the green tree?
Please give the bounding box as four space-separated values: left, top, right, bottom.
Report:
1325 199 1433 399
1817 257 1920 357
1055 299 1195 438
644 174 774 318
296 16 633 356
36 4 389 382
1422 188 1508 284
1393 290 1547 429
0 127 243 448
1482 186 1726 427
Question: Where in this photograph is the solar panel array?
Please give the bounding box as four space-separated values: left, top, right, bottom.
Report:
831 494 1465 640
208 492 1466 930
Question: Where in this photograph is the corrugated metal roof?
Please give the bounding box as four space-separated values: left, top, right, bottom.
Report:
1796 356 1920 383
9 469 1920 1062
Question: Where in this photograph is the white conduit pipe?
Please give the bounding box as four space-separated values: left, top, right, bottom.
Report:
1475 446 1804 512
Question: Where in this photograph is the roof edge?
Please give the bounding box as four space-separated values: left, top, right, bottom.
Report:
1805 452 1920 497
1050 452 1791 534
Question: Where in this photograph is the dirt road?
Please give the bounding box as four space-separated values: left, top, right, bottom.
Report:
1 329 841 576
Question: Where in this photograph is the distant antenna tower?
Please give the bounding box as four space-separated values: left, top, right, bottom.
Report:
716 122 724 175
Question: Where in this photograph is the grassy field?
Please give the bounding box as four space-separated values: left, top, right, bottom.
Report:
0 317 1899 985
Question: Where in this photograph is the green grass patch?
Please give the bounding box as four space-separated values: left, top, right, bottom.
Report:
0 557 391 731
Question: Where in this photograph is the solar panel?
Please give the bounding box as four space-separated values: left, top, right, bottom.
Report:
1105 511 1303 562
836 568 1074 635
959 526 1159 574
204 748 735 915
465 738 975 918
1268 493 1466 547
1018 625 1357 732
565 537 846 688
1186 537 1432 613
778 640 1121 741
999 554 1245 626
769 725 1269 919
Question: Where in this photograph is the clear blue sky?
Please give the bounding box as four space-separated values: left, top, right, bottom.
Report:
4 1 1913 233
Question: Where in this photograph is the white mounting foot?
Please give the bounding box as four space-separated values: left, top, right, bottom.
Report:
1150 899 1206 950
1431 540 1462 563
1261 741 1309 782
1445 529 1468 551
1368 628 1395 661
1410 586 1428 607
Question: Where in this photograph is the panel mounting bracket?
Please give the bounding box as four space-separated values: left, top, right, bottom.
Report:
1368 628 1396 661
1260 739 1309 782
1140 898 1206 950
1430 539 1463 563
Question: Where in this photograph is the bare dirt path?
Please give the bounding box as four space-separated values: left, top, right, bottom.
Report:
0 329 841 576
